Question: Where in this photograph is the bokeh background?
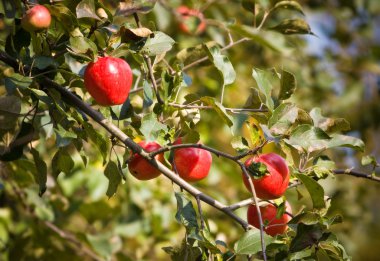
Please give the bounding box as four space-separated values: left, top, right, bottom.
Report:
1 0 380 260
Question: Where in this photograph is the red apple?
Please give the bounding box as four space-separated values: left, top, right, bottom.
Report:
242 153 290 200
173 138 212 182
177 6 206 35
247 202 292 237
84 57 133 106
128 141 165 180
21 5 51 32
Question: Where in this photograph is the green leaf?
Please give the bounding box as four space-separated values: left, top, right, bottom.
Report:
289 248 314 260
234 229 273 255
68 36 98 59
34 56 57 70
204 45 236 86
52 148 75 177
83 122 109 165
243 119 263 147
0 95 21 130
289 224 325 253
176 42 216 66
64 53 87 75
229 24 289 53
270 19 314 35
361 155 378 167
116 0 157 16
288 212 321 225
327 134 365 151
231 136 249 153
181 129 200 144
141 31 175 56
25 188 54 221
76 0 101 20
49 4 78 30
30 148 47 196
54 125 78 139
4 72 33 93
279 69 296 100
252 69 274 111
86 233 120 259
295 173 325 209
200 97 233 127
285 125 330 153
273 1 305 15
104 161 122 198
143 80 154 108
242 0 255 13
313 157 336 178
140 112 167 141
268 103 312 136
310 108 350 133
174 192 199 229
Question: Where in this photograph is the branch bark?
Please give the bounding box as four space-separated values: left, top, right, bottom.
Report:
333 169 380 182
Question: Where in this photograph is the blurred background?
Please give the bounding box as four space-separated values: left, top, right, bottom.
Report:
1 0 380 260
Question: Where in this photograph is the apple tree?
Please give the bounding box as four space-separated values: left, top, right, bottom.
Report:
0 0 379 260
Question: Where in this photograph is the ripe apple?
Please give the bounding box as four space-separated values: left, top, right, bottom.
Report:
84 57 133 106
176 6 206 35
247 202 292 237
242 153 290 199
128 141 165 180
21 5 51 32
173 138 212 182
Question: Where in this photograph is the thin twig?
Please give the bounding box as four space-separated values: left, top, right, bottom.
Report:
333 169 380 182
43 221 103 261
182 37 249 72
240 163 267 261
149 142 266 161
133 13 164 104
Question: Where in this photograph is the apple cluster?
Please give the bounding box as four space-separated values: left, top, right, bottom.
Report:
21 4 291 238
128 140 291 237
243 153 291 236
128 139 212 183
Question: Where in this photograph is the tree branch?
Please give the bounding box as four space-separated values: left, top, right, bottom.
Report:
333 169 380 182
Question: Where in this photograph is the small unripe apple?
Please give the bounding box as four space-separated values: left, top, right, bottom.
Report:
128 141 165 180
242 153 290 200
173 138 212 182
176 6 206 35
247 202 292 237
21 5 51 32
84 57 133 106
